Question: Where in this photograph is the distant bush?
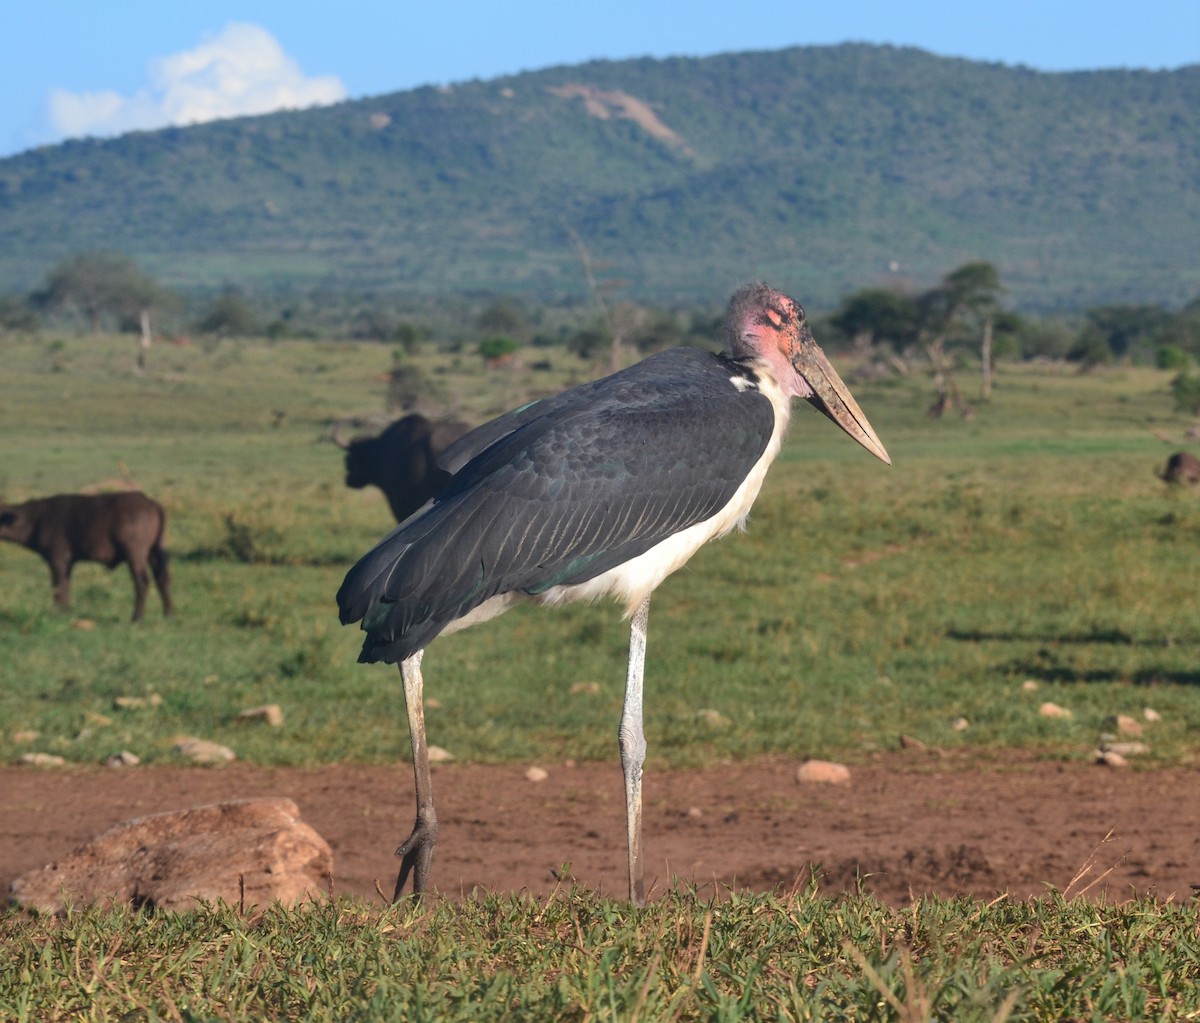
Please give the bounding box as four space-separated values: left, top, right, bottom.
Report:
1157 345 1191 370
479 336 519 362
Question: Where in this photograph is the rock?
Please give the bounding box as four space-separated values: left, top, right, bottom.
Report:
14 752 66 767
114 694 162 711
427 745 454 763
696 708 730 728
524 766 549 782
173 737 236 765
686 806 703 819
950 717 970 732
236 704 283 727
85 712 113 727
1101 741 1149 757
1038 702 1072 719
1144 707 1162 723
1103 714 1143 737
1095 749 1128 768
9 797 332 914
105 750 141 768
796 759 851 785
71 619 96 631
1022 680 1039 692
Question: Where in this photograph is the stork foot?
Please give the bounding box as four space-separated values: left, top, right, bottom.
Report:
392 814 438 901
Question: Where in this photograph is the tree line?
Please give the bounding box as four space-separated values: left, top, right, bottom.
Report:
2 251 1198 411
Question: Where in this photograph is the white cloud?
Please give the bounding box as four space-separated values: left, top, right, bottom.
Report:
47 23 347 142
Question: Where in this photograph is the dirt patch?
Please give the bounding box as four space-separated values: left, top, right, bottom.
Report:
3 754 1196 906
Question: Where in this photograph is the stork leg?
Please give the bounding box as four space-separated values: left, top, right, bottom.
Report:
393 650 439 901
619 595 651 906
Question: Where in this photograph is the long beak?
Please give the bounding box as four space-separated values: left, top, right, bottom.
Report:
792 333 891 465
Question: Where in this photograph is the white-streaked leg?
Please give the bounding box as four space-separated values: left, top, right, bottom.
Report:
393 650 439 900
619 596 651 905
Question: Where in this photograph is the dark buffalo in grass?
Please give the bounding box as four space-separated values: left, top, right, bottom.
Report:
1159 451 1200 485
0 492 172 621
335 414 471 523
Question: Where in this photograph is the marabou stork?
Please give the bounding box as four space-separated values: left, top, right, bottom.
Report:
337 283 890 905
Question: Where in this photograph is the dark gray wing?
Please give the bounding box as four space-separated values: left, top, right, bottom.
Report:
337 347 776 663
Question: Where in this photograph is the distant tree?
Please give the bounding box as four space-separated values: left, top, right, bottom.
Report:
829 288 920 352
1083 304 1172 361
197 287 260 337
0 293 37 333
34 251 178 369
477 297 528 342
1171 370 1200 416
566 323 609 361
34 252 174 337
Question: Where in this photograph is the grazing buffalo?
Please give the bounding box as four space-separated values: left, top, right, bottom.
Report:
335 414 471 523
1159 451 1200 485
0 492 172 621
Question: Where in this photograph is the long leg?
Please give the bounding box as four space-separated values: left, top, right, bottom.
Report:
393 650 439 901
619 595 651 906
150 545 172 616
125 557 149 622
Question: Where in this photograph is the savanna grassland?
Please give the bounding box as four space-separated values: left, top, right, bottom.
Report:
2 330 1200 1021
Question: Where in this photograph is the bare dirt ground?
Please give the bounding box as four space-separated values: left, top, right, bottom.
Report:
3 753 1197 907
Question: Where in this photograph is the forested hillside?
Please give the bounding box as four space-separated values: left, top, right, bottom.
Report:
0 44 1196 311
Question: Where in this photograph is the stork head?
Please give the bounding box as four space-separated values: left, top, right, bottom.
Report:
726 283 891 465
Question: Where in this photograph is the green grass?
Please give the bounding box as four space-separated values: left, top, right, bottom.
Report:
4 332 1200 1020
2 883 1197 1021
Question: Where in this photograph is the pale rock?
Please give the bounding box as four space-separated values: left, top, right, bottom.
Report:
427 745 454 763
115 694 162 711
796 759 851 785
524 766 549 783
1144 707 1162 723
9 797 332 913
14 752 66 767
1022 680 1039 692
1095 749 1128 768
1038 702 1072 719
950 717 970 732
71 618 96 631
1101 741 1149 757
173 737 236 765
686 806 703 819
696 708 731 728
105 750 141 768
1104 714 1143 737
236 704 283 727
85 712 113 727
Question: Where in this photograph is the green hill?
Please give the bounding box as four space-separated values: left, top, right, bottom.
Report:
0 44 1197 312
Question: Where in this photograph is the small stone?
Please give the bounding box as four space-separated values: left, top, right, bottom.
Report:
72 619 96 631
696 708 730 728
15 752 66 767
524 766 549 782
1144 707 1162 723
1022 680 1039 692
686 806 703 819
1102 741 1149 757
85 712 113 727
1104 714 1143 737
105 750 141 768
570 681 600 695
950 717 970 732
11 730 40 743
427 745 454 763
236 704 283 727
796 759 851 785
1039 702 1072 719
1095 749 1128 767
172 737 235 765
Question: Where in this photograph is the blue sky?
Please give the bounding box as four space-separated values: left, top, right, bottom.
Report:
2 0 1196 158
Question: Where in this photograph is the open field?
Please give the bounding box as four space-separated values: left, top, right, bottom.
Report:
2 330 1200 1019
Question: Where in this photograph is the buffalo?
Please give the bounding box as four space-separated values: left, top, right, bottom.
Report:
335 414 471 523
0 492 172 621
1159 451 1200 485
